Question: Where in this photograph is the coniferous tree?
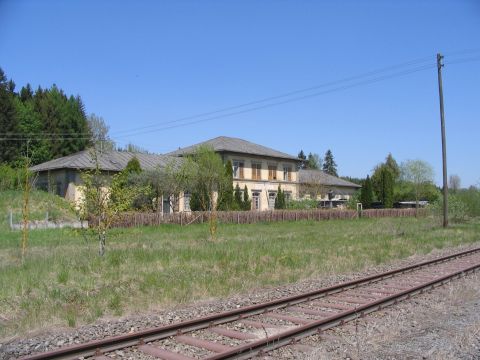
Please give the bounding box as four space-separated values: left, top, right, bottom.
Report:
298 150 307 169
275 185 286 209
360 175 374 209
372 165 394 208
322 149 338 176
20 84 33 102
242 185 251 210
233 184 242 210
306 152 321 170
0 68 20 163
0 68 93 165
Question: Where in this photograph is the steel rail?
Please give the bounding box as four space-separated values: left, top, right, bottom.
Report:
205 262 480 359
20 246 480 360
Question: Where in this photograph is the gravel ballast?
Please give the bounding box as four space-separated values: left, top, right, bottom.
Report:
1 242 480 360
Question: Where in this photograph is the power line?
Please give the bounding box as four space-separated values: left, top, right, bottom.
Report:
110 56 436 136
0 55 436 138
1 62 437 141
114 63 437 138
1 52 479 142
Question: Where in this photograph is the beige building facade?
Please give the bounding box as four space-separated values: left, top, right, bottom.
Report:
31 136 361 212
223 153 298 211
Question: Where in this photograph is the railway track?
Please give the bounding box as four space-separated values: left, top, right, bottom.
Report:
22 247 480 360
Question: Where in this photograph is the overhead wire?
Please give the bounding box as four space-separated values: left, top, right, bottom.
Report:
1 51 479 142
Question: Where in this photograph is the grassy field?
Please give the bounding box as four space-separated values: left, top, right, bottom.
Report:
0 190 77 230
1 214 479 339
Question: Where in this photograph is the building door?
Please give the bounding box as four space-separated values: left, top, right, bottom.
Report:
163 196 171 214
252 191 261 210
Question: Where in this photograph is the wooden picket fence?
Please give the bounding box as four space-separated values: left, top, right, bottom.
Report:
90 208 427 229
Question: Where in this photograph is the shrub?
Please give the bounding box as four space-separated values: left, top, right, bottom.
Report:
0 164 23 191
431 193 469 223
286 199 318 210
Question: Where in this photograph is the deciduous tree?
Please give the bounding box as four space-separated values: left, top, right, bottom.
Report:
184 145 227 237
401 159 435 214
449 174 461 193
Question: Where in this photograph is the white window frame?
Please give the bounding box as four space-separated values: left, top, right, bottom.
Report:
184 191 191 211
252 191 261 210
283 165 292 181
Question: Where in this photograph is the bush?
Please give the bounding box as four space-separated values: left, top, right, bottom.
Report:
455 187 480 217
431 193 469 223
346 192 361 210
286 199 318 210
0 164 24 191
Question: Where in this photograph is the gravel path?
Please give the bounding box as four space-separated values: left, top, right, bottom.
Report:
1 242 480 360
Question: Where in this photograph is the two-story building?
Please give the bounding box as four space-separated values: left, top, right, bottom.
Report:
30 136 361 211
167 136 302 211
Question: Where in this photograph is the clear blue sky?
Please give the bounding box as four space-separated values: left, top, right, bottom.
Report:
1 0 479 186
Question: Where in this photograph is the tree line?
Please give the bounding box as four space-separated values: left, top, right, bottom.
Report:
358 153 438 209
0 68 92 166
297 149 338 176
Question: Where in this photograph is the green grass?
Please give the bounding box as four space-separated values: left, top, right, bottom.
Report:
0 215 479 339
0 190 77 230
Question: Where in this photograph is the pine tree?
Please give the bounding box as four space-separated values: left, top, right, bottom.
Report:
307 152 321 170
233 184 242 210
322 149 338 176
372 165 394 208
0 68 20 163
242 185 251 210
360 175 373 209
298 150 307 169
275 185 286 209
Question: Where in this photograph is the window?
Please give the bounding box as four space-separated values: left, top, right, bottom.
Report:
252 191 261 210
252 163 262 180
268 165 277 180
283 166 292 181
232 161 244 179
184 192 191 211
284 191 292 202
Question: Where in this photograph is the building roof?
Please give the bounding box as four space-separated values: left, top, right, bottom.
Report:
167 136 300 161
30 149 181 172
298 169 362 188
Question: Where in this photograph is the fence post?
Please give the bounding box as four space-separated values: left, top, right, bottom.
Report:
9 210 13 230
356 203 363 218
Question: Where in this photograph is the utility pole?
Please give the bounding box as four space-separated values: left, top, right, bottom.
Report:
437 53 448 228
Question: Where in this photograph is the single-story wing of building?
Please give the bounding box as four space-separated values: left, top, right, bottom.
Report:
30 149 180 204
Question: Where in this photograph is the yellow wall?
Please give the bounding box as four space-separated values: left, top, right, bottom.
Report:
223 154 299 211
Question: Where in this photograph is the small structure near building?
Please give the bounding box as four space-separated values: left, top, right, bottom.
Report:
298 169 361 208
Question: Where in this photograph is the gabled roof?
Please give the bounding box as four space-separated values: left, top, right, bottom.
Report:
299 169 362 188
30 149 181 172
167 136 300 161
